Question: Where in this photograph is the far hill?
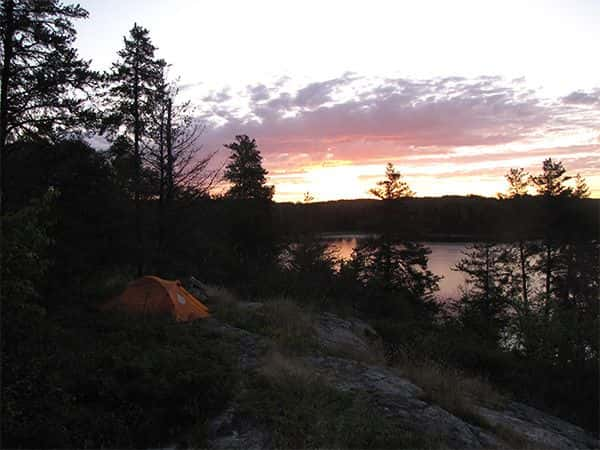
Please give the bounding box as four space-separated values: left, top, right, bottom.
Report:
273 196 599 241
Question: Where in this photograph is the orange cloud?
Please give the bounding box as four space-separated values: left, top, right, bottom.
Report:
200 76 600 201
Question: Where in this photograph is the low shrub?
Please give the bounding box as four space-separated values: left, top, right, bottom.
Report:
1 305 237 449
375 316 599 433
375 317 507 427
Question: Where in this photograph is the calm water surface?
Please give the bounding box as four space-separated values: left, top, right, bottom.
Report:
322 234 469 301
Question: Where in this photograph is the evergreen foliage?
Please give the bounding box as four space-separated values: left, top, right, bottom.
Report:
453 243 508 344
530 158 572 197
0 0 95 143
224 134 274 201
0 0 96 212
369 162 414 200
102 23 165 275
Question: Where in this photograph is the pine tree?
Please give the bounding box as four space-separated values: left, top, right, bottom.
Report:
513 160 595 360
353 163 438 317
224 135 274 200
527 159 570 322
103 23 164 275
222 135 275 295
353 238 440 300
0 0 95 212
284 235 337 300
530 158 571 197
498 167 538 353
572 173 590 199
500 168 529 198
369 162 414 199
453 243 508 344
107 135 136 195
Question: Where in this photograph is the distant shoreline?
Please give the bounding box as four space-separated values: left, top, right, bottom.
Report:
318 232 480 243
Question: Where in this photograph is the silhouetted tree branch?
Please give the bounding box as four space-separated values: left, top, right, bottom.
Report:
369 162 414 200
102 23 164 275
0 0 96 213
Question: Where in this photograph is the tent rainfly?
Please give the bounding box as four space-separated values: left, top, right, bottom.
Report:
104 276 210 321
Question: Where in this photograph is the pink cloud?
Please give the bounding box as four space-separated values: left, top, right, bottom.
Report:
193 75 600 198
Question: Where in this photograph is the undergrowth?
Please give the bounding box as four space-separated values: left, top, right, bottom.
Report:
2 303 237 449
239 352 445 449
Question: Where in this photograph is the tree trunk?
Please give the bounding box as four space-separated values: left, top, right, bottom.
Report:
0 0 14 216
484 245 490 322
544 240 552 321
519 240 529 312
157 106 166 275
564 244 573 305
133 52 143 277
165 97 174 203
518 239 533 355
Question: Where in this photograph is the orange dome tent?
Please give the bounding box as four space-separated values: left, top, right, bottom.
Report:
104 276 210 321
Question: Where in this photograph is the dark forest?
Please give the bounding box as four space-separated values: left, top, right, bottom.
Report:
1 1 598 449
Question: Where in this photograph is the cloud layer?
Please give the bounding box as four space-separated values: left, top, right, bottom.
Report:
191 75 600 200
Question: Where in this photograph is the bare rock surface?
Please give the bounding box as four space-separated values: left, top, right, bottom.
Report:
201 312 599 450
201 317 268 370
303 355 500 449
207 403 271 450
200 318 273 449
478 402 599 450
315 312 385 363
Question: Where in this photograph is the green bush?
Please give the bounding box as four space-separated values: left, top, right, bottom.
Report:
2 190 56 303
374 316 598 433
1 307 237 449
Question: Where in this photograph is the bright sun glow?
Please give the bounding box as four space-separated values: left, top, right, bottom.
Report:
270 165 511 202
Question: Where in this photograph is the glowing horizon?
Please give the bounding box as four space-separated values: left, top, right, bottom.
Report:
264 161 600 203
205 75 600 202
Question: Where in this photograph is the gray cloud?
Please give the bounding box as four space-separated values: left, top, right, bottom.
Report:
294 73 356 108
563 89 600 106
193 75 600 177
204 76 549 149
247 84 271 102
202 88 231 103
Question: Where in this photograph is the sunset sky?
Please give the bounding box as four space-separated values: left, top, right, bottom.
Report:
75 0 600 201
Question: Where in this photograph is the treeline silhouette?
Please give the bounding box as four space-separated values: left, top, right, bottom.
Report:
1 1 598 447
275 195 598 240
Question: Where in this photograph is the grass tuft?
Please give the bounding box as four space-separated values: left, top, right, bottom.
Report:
492 423 547 450
394 359 506 429
240 352 445 449
212 295 319 355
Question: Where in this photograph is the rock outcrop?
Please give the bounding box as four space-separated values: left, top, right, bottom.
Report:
303 355 500 449
315 312 384 363
202 309 599 450
478 402 599 450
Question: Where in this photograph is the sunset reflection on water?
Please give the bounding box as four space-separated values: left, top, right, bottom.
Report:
323 235 467 301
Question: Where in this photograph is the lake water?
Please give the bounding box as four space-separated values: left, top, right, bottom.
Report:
321 234 469 301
